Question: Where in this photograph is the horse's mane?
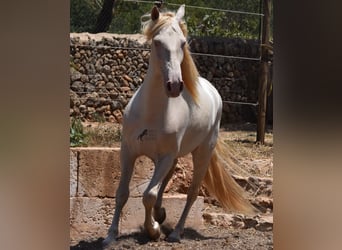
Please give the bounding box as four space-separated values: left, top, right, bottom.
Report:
142 10 199 103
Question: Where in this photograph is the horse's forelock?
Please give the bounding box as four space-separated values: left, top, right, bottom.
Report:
143 12 174 40
142 11 189 40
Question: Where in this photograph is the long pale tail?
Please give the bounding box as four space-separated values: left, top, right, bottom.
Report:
203 138 256 215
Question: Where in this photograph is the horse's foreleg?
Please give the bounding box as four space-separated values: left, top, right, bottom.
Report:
143 155 175 240
154 158 178 224
103 144 136 248
167 147 213 242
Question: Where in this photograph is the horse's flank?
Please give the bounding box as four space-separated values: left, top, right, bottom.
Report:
142 10 199 103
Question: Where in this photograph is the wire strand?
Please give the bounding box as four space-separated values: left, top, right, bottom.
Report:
191 52 260 61
123 0 264 16
71 93 258 107
222 100 259 106
71 43 260 61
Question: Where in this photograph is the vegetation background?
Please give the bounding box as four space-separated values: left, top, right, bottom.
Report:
70 0 271 39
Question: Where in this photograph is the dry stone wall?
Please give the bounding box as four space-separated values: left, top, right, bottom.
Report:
70 33 272 124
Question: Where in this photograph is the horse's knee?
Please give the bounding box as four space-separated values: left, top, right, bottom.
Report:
116 188 129 205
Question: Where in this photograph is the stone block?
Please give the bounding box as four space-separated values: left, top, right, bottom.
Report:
70 197 115 246
70 149 78 197
77 147 120 197
76 147 154 198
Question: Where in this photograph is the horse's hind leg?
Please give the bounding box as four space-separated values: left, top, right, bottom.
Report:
154 159 178 224
103 143 137 248
167 145 214 242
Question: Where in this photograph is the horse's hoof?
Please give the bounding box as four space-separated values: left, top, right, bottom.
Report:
102 235 117 249
154 207 166 224
146 221 161 240
166 231 181 243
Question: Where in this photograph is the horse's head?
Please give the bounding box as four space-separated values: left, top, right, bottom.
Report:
149 5 186 98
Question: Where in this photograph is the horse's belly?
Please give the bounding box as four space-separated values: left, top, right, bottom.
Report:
177 126 212 157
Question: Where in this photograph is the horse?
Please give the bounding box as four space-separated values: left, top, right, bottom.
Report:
103 5 255 247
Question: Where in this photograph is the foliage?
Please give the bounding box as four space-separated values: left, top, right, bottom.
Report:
70 117 88 147
70 0 270 39
70 0 100 32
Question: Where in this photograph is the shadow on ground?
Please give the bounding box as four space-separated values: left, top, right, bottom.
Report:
70 226 222 249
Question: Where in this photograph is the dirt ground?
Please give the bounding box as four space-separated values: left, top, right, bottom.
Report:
71 122 273 250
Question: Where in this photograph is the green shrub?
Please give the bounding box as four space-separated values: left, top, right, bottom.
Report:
70 118 88 147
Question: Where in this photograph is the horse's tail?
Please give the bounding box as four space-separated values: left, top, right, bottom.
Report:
203 138 256 215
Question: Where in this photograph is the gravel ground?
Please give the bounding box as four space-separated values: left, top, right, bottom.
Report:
72 225 272 250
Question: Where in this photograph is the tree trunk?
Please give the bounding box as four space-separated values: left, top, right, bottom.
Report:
93 0 115 33
256 0 271 144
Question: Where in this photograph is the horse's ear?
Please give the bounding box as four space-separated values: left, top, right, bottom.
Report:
151 6 160 21
175 4 185 21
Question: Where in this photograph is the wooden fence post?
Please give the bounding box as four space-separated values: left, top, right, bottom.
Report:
257 0 271 144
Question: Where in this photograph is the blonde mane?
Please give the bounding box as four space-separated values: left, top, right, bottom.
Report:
142 10 199 103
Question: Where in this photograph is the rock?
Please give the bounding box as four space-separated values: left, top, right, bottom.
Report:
255 215 273 232
74 52 81 59
70 70 82 81
120 86 131 92
113 109 123 123
110 100 122 110
123 74 133 82
71 81 83 92
105 82 115 91
79 105 86 113
121 79 129 87
85 63 96 75
102 65 111 74
84 82 95 92
87 107 96 113
108 115 116 123
80 74 89 82
70 90 80 107
93 73 102 82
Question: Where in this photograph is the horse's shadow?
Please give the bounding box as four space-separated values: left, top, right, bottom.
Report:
70 225 218 249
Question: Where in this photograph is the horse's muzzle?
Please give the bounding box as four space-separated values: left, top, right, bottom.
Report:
166 80 184 97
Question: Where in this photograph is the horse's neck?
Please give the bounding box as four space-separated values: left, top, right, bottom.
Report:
138 65 169 120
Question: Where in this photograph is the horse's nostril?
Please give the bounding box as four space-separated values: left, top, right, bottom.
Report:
166 81 172 92
179 81 184 92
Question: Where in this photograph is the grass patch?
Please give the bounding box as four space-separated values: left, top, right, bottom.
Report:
222 130 273 177
83 122 122 147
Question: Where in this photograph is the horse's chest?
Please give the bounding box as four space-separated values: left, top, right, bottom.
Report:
126 126 180 157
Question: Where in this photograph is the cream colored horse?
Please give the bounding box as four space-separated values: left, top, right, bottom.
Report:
103 5 254 247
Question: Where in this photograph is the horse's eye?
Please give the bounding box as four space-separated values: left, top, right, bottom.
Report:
154 40 161 47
